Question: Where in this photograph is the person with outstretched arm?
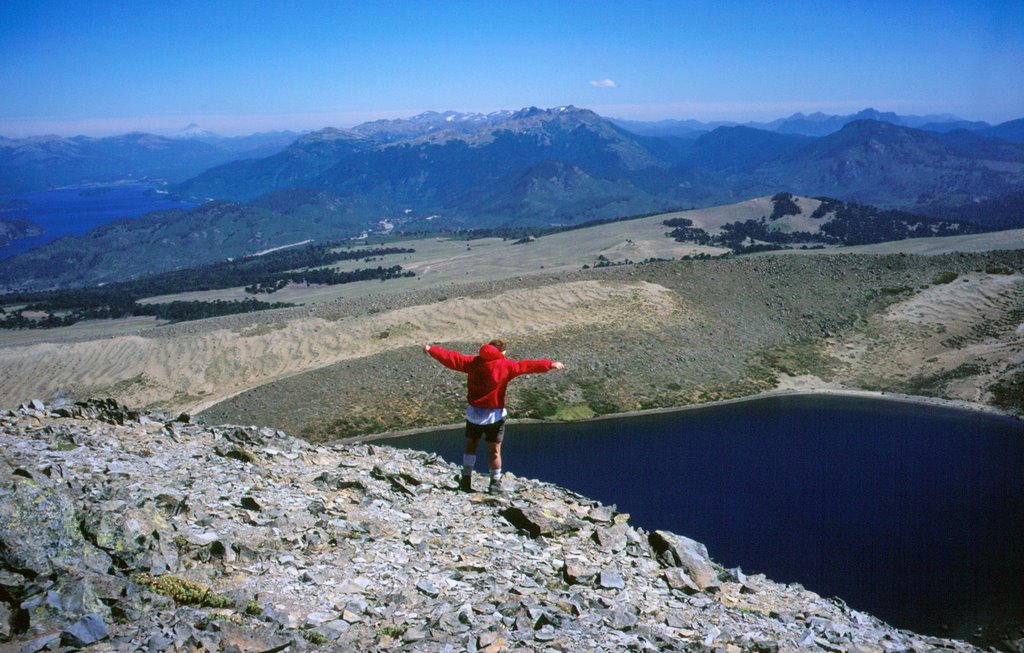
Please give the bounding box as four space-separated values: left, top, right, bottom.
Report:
423 339 565 494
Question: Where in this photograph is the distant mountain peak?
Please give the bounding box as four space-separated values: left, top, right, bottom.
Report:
171 123 220 139
510 105 589 120
350 110 516 143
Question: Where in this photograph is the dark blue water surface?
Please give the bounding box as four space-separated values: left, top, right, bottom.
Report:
0 185 196 260
383 394 1024 641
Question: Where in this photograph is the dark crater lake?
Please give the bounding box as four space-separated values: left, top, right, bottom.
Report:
383 394 1024 645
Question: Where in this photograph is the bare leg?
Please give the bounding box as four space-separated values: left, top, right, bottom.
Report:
460 437 479 492
488 441 502 473
487 441 506 494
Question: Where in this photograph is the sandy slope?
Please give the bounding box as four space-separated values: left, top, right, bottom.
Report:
829 272 1024 404
0 280 686 413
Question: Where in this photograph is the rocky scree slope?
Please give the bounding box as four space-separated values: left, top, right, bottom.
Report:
0 400 983 652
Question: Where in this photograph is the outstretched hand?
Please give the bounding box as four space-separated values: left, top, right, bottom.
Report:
423 344 432 353
552 361 565 370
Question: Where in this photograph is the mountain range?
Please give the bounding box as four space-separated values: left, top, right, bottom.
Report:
611 108 1024 140
4 107 1022 220
0 105 1022 287
173 106 1024 226
0 129 300 194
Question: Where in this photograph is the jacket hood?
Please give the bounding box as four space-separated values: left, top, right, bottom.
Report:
478 343 505 361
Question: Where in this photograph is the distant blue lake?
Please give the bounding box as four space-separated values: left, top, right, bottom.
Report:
0 185 196 260
383 394 1024 644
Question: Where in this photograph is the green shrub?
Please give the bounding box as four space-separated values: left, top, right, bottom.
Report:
931 271 959 285
880 286 914 295
985 265 1014 275
302 629 329 645
135 573 231 608
990 372 1024 413
377 625 407 638
245 596 261 616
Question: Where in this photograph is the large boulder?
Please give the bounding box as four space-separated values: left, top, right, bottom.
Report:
648 530 718 590
79 502 179 574
500 505 584 539
19 572 113 631
0 469 119 637
0 469 111 579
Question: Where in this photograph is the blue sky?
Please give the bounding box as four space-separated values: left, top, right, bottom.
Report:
1 0 1022 136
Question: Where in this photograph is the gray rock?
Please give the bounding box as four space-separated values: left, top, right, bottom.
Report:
32 573 114 629
703 624 722 646
262 603 302 628
586 504 616 524
605 606 638 631
599 569 626 590
215 444 257 463
218 622 291 653
500 505 582 539
594 523 630 552
319 619 350 640
80 504 178 573
61 614 109 647
477 631 506 650
146 632 174 652
534 625 557 641
799 628 817 647
417 579 440 597
403 627 428 642
664 609 690 629
17 633 61 653
563 561 598 585
0 468 111 578
0 569 27 599
648 530 718 590
663 568 701 594
338 577 371 594
528 605 561 630
303 611 335 627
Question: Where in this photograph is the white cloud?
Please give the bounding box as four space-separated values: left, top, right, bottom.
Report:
589 79 618 89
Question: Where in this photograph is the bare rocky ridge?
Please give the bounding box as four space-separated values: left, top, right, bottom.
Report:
0 400 991 652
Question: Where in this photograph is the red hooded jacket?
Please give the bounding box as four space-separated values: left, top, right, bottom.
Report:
427 343 554 409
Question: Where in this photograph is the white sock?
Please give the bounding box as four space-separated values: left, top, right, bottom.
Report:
462 454 477 476
490 468 502 479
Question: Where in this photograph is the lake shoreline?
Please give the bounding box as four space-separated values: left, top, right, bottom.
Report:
347 377 1019 444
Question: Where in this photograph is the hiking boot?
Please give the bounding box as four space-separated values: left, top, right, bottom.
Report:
459 474 472 493
488 475 504 495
